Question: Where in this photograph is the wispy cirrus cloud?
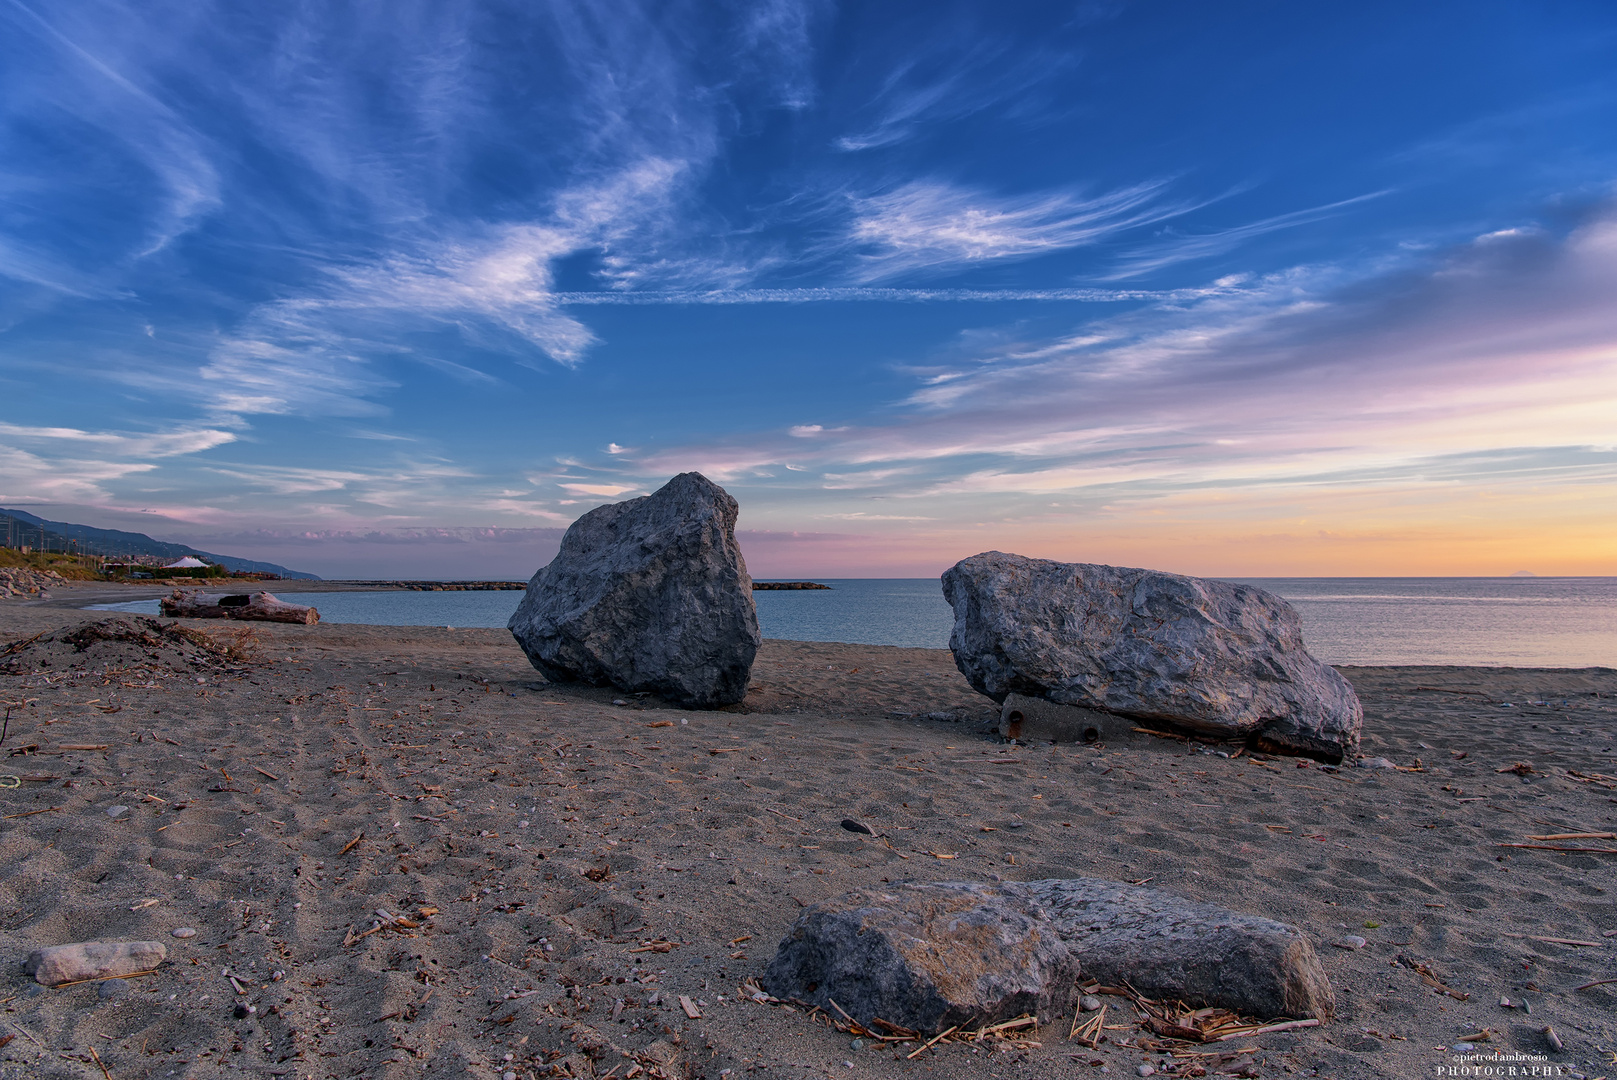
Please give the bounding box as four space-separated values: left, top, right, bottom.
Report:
0 422 235 458
201 158 691 418
0 0 220 277
0 421 236 506
623 201 1617 516
0 443 156 504
732 0 825 111
831 25 1074 152
1103 190 1393 279
190 0 825 422
549 284 1225 304
844 179 1193 281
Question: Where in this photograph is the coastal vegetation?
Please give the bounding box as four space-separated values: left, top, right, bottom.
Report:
0 548 103 580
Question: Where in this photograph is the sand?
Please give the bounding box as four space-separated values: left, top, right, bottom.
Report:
1 582 1615 1080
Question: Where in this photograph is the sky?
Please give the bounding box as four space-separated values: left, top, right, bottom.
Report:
2 0 1615 581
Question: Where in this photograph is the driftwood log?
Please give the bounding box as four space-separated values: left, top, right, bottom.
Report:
160 590 319 625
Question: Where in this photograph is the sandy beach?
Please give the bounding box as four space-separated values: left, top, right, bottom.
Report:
2 582 1615 1080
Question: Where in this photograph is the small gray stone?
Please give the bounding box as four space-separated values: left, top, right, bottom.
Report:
97 979 128 1001
106 805 130 820
170 927 197 939
508 472 760 709
24 940 167 987
1080 994 1102 1011
1335 935 1367 950
942 553 1361 762
1359 757 1396 769
1137 1066 1156 1077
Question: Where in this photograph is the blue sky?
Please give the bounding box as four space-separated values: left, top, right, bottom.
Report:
3 0 1616 579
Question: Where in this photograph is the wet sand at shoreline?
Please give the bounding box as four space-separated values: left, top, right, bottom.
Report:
1 583 1615 1080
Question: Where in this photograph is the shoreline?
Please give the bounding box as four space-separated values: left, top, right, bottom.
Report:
8 579 1615 673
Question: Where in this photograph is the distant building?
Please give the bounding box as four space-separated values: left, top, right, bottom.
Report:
163 556 209 569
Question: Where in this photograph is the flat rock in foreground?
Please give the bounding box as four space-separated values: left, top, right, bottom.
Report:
764 879 1332 1033
508 472 761 709
762 882 1081 1033
24 940 167 987
942 552 1362 762
1019 878 1335 1021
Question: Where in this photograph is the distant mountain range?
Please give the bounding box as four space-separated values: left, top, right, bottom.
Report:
0 508 319 579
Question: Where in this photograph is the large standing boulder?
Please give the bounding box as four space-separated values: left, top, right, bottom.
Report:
763 879 1332 1034
762 882 1082 1033
941 552 1361 762
508 472 761 709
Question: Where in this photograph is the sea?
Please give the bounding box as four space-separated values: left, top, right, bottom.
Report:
88 577 1617 668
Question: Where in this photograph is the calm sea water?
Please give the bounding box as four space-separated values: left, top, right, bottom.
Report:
88 576 1617 667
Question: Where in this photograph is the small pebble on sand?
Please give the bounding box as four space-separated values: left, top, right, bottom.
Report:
171 928 197 939
106 805 130 819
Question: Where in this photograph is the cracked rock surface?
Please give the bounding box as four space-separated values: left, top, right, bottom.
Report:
509 472 760 709
943 551 1362 762
765 877 1333 1032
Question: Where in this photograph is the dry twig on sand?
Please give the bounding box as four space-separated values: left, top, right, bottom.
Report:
1071 1004 1107 1047
1096 982 1321 1044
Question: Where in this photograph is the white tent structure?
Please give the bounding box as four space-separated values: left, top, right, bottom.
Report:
163 556 209 569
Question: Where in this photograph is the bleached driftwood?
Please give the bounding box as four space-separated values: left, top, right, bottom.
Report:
160 589 319 625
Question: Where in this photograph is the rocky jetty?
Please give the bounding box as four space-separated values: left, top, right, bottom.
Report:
508 472 760 709
0 566 64 599
942 552 1362 762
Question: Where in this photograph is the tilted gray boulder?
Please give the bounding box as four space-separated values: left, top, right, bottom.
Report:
762 882 1082 1033
942 552 1361 762
508 472 760 709
764 879 1333 1034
